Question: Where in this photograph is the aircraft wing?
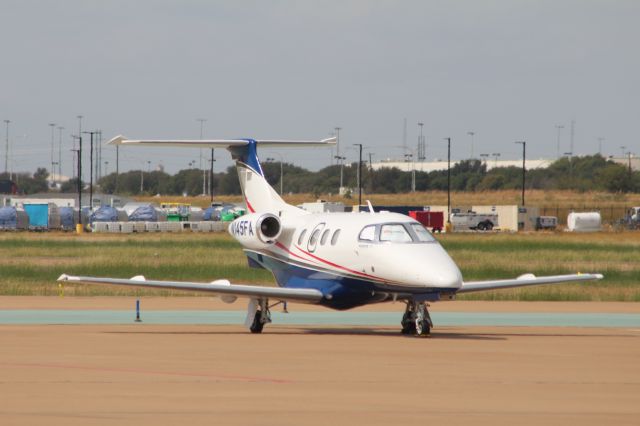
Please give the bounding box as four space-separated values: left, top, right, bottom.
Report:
57 274 324 303
107 135 336 148
457 273 603 294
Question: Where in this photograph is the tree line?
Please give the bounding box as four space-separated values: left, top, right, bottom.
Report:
3 154 639 196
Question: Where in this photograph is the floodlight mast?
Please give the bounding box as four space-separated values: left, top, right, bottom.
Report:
515 141 526 206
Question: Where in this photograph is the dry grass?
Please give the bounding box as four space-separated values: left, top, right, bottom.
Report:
0 231 638 301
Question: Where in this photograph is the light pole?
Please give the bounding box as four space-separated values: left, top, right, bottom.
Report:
555 124 564 159
445 137 451 225
620 146 627 159
353 144 363 206
335 155 346 193
72 135 83 228
115 144 119 193
82 131 97 210
515 141 526 206
564 152 573 187
417 122 425 161
335 127 341 159
480 153 489 167
104 161 109 176
209 150 215 202
467 131 475 159
492 153 501 168
397 145 416 192
196 118 207 195
49 123 56 184
57 126 64 180
597 137 604 156
4 120 10 177
74 115 82 178
404 153 415 192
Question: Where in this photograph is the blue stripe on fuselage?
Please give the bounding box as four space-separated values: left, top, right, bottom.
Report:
245 251 449 310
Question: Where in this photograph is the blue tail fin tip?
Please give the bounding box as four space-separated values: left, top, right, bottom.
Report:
229 138 264 177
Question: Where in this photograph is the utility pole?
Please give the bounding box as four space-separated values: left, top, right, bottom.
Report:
75 115 82 179
368 152 374 194
210 149 215 202
3 120 10 177
555 124 564 159
492 152 501 168
515 141 526 206
57 126 64 181
197 118 207 195
597 137 604 156
467 131 475 159
49 123 56 184
82 131 96 211
445 137 451 225
353 144 363 206
72 135 83 229
335 155 346 193
115 144 119 193
417 122 425 161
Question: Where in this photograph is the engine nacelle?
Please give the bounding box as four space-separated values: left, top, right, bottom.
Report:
228 213 282 250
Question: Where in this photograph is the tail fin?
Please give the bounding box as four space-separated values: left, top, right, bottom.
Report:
229 139 292 214
108 135 335 215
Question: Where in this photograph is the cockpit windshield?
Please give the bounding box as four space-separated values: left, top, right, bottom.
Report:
358 222 436 244
380 224 412 243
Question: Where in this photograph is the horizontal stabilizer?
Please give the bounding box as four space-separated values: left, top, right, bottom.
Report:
458 273 603 294
57 274 323 303
107 135 336 149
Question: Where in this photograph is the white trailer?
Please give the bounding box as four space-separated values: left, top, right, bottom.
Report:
450 212 498 231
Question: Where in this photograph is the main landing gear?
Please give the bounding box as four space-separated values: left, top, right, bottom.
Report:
401 301 433 337
247 298 272 334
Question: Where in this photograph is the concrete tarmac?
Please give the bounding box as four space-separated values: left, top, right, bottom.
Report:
0 299 639 425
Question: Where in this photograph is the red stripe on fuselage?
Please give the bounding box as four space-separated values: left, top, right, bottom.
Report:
293 244 382 281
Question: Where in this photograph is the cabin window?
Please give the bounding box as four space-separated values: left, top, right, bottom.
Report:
320 229 330 245
297 229 307 246
358 225 376 242
380 224 412 243
410 223 436 242
331 229 341 245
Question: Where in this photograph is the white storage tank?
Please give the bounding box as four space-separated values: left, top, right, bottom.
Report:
567 212 601 232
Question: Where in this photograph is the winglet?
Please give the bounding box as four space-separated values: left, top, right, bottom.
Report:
321 136 337 144
107 135 126 145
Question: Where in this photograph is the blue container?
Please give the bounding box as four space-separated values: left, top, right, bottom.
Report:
24 204 49 228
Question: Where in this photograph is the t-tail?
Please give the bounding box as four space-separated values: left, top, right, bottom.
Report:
107 136 336 215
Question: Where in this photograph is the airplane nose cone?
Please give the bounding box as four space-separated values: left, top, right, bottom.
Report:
419 245 462 289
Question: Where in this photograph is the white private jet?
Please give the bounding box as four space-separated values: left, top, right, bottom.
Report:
58 136 603 336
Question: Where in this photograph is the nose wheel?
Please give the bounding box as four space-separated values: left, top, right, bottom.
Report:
401 301 433 337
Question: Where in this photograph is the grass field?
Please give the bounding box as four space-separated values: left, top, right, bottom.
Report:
1 231 638 301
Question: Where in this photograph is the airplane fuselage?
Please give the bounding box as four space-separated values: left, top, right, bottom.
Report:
239 211 463 310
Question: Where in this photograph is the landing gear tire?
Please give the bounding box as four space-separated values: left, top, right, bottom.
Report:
249 310 265 334
401 312 416 334
401 301 433 337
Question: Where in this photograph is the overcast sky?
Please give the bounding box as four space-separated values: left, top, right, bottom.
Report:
1 0 638 179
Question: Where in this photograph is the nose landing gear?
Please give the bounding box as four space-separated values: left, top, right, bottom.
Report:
401 301 433 337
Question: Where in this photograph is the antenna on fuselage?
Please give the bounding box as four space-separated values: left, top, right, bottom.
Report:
366 200 375 214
